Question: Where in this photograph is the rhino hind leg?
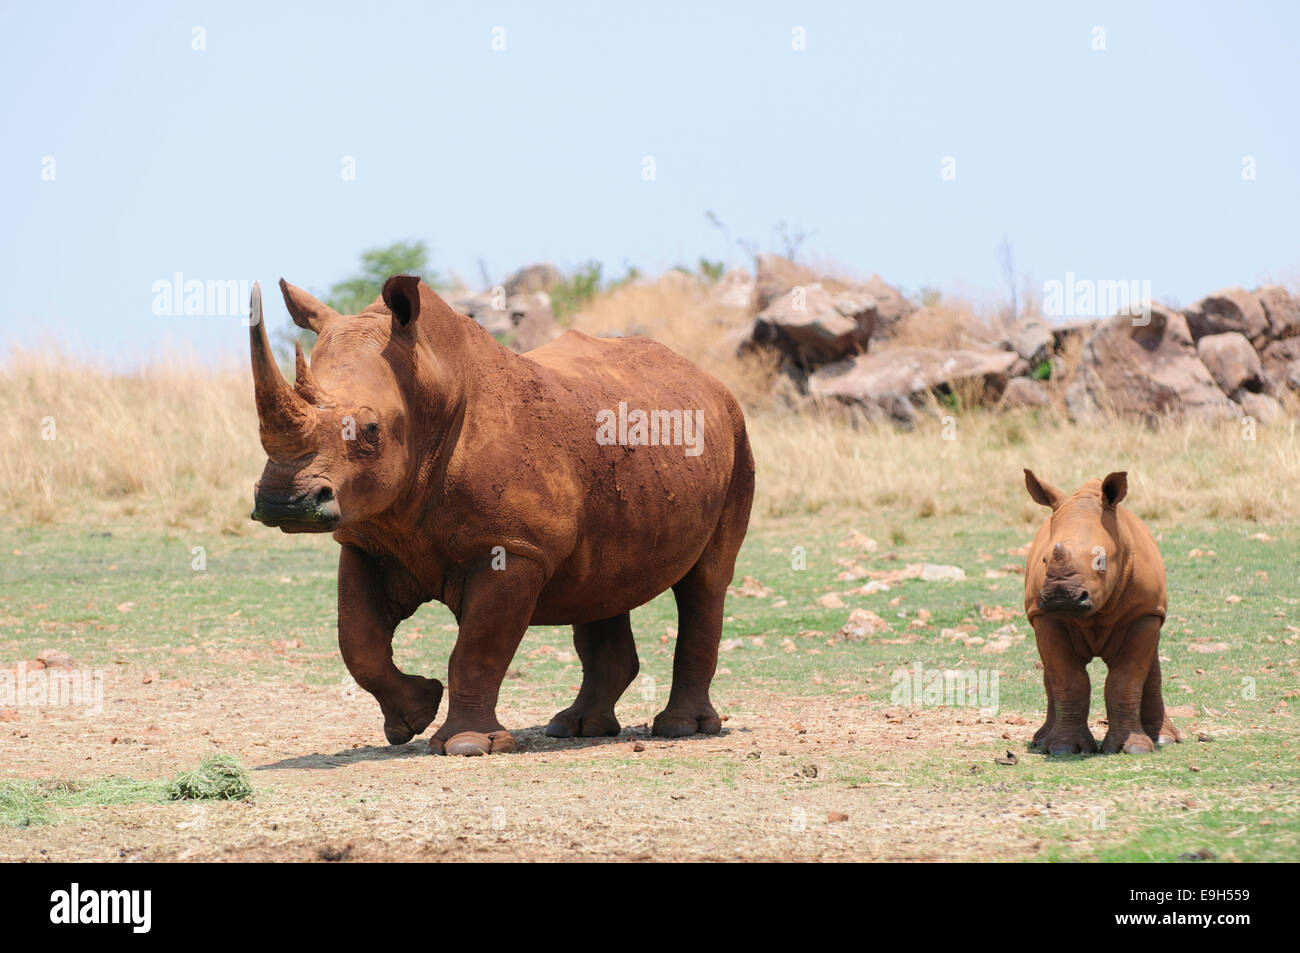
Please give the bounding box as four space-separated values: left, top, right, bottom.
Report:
652 566 726 739
545 613 639 738
654 428 753 739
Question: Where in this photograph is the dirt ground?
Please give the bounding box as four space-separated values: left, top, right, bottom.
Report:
1 669 1078 862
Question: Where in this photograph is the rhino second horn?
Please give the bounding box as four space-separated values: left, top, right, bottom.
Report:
294 341 326 404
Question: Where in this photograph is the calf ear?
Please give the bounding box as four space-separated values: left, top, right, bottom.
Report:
1024 469 1065 509
1101 471 1128 507
382 275 423 331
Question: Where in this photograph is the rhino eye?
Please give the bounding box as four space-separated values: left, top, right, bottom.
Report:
363 422 380 440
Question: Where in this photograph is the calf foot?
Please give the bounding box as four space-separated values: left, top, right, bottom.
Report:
545 704 621 738
652 700 722 738
1144 717 1181 746
380 675 444 745
1029 720 1052 751
1102 728 1154 754
1041 724 1098 756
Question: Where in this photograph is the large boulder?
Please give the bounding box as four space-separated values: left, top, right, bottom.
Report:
1196 332 1266 397
1065 304 1240 422
754 254 819 311
808 346 1019 426
851 274 913 339
1255 285 1300 342
1000 375 1051 409
503 263 562 297
753 283 876 366
1006 316 1053 365
1051 318 1100 353
1260 337 1300 392
1239 391 1285 425
1183 287 1269 346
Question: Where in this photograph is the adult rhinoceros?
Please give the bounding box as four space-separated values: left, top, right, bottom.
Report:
247 277 754 755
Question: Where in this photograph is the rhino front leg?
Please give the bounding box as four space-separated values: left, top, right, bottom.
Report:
1100 615 1162 754
430 558 545 756
1031 673 1056 751
338 545 444 745
1032 616 1097 755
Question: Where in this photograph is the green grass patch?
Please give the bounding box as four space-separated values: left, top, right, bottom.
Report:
0 776 166 828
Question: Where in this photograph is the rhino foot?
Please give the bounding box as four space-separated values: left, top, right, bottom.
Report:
381 676 444 746
545 706 621 739
652 704 722 738
1102 729 1154 754
431 730 514 757
1042 725 1098 756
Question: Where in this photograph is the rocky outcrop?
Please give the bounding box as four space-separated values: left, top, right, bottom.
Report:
445 288 558 352
1000 375 1051 409
754 254 820 311
1256 285 1300 342
1260 337 1300 393
1196 332 1266 398
503 263 562 297
1183 287 1270 346
809 347 1019 426
752 283 877 366
1065 304 1240 422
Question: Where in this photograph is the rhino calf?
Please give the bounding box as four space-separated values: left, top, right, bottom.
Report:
248 276 754 756
1022 469 1181 755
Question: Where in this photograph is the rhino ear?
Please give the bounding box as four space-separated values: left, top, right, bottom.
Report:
382 275 423 331
1024 469 1065 509
279 279 340 333
1101 471 1128 507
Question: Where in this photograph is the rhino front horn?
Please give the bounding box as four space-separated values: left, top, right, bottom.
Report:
249 281 316 459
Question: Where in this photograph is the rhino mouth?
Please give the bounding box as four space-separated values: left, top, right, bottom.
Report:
1036 584 1093 617
251 486 341 533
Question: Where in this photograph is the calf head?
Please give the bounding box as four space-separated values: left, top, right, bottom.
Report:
248 276 455 533
1024 469 1129 617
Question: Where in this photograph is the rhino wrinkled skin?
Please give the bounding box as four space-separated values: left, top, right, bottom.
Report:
247 276 755 756
1022 469 1181 755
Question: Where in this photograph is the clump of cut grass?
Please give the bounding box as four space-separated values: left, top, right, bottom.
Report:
0 782 52 827
166 754 253 801
0 776 166 827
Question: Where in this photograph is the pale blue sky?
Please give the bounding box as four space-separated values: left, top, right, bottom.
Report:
2 1 1297 366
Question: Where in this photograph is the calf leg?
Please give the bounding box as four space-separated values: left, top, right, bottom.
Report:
1101 614 1162 754
1031 672 1056 751
1032 616 1097 754
430 557 545 756
338 545 443 745
1141 655 1181 745
546 613 639 738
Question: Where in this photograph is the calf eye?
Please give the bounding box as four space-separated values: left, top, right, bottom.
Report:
363 422 380 439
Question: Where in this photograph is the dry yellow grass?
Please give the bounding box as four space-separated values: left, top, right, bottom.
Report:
3 295 1297 533
0 348 262 532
